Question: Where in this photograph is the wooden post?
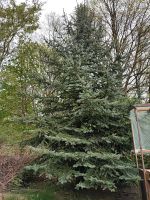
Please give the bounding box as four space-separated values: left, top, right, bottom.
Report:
0 193 3 200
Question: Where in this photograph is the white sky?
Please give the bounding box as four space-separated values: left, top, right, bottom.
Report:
16 0 84 15
39 0 84 25
42 0 84 15
16 0 84 38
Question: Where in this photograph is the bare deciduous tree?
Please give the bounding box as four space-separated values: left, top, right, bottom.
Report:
91 0 150 101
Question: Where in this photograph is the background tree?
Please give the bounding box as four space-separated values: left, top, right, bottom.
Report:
0 0 41 68
0 41 42 143
0 0 41 143
91 0 150 102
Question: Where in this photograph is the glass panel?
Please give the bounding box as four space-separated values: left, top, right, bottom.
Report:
130 109 150 150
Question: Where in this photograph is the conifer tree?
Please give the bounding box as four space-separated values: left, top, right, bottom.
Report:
29 3 139 191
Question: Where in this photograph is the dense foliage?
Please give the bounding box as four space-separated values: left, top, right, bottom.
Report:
2 0 150 193
27 4 139 191
0 0 41 143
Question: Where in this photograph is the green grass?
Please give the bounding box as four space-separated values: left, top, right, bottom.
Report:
26 189 55 200
5 188 55 200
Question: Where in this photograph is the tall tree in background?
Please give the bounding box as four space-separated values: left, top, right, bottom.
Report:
91 0 150 102
0 0 41 142
0 0 41 68
0 41 42 142
0 41 40 118
29 3 138 191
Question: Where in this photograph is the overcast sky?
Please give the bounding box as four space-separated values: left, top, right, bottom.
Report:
42 0 84 15
39 0 84 25
16 0 84 38
17 0 84 16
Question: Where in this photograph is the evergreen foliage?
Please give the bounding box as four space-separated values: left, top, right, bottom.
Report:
27 3 139 191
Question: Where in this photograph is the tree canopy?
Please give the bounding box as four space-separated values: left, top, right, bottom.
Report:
26 4 139 191
1 0 149 192
0 0 41 67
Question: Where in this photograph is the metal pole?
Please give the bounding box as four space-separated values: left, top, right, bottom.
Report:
131 120 142 200
131 123 139 168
